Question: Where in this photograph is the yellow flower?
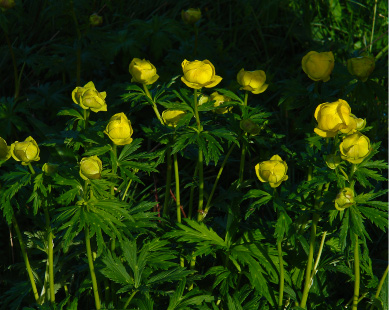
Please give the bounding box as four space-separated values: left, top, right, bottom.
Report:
104 113 134 145
314 99 351 138
181 59 222 89
335 187 354 211
0 0 15 9
89 13 103 27
255 155 288 188
0 137 11 161
209 92 232 114
302 51 335 82
347 56 375 82
339 131 371 164
324 154 341 170
181 8 201 24
80 156 102 180
237 69 269 94
72 81 107 112
129 58 159 85
10 136 40 165
340 114 366 134
162 110 186 127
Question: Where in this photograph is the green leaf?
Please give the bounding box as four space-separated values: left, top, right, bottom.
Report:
101 251 134 286
118 139 143 161
83 144 112 156
358 206 388 231
57 108 84 119
215 88 244 104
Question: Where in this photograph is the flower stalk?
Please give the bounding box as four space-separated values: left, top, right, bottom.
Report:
238 92 249 184
85 225 101 310
143 84 164 125
173 152 181 223
163 147 173 217
352 234 360 310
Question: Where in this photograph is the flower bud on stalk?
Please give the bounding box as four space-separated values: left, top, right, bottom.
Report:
129 58 159 85
339 132 371 164
324 154 341 170
89 13 103 27
72 81 107 113
181 59 222 89
237 69 269 94
255 155 288 188
302 51 335 82
11 137 40 165
0 137 11 161
80 156 102 180
335 187 355 211
104 112 134 145
181 8 201 24
347 56 375 82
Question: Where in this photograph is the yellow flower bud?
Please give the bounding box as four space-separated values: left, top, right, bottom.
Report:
129 58 159 85
198 94 209 106
89 13 103 27
324 154 341 169
181 8 201 24
237 69 269 94
71 81 107 113
104 113 134 145
314 99 352 138
347 56 375 82
302 51 335 82
340 114 366 134
0 137 11 161
10 136 40 165
255 155 288 188
181 59 222 89
240 119 261 135
339 131 371 164
335 187 355 211
79 156 102 180
0 0 15 9
162 110 186 127
42 163 58 175
209 92 232 114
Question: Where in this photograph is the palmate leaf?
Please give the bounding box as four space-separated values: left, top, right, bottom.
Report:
146 267 192 285
101 251 134 286
158 100 193 112
358 206 388 231
205 266 234 295
215 88 244 104
83 144 112 156
349 205 370 241
118 138 143 161
338 208 350 251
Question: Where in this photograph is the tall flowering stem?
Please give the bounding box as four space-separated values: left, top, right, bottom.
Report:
238 91 249 184
352 234 360 310
111 144 117 196
173 152 181 223
85 225 101 310
143 84 164 125
163 147 173 217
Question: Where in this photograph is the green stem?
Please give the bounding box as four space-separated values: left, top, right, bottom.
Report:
163 147 173 217
173 153 181 223
3 30 20 98
43 205 55 303
143 84 164 125
277 240 284 309
83 109 90 131
188 164 198 219
12 212 40 302
370 0 378 53
123 290 138 308
353 234 360 310
369 265 389 310
85 226 101 310
309 231 327 286
28 163 35 175
122 169 138 201
239 92 249 184
111 144 118 196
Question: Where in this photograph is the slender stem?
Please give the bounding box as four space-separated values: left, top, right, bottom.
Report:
3 31 20 98
239 92 249 184
370 0 378 53
122 169 138 201
277 240 284 309
369 265 389 310
353 234 360 310
12 212 40 302
83 109 90 131
143 84 164 125
309 231 327 287
123 290 138 308
163 147 173 217
28 163 35 175
111 144 117 196
43 205 55 303
188 163 198 219
173 153 181 223
85 226 101 310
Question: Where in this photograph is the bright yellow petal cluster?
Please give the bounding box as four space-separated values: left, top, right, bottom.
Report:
314 99 351 137
339 132 371 164
129 58 159 85
72 81 107 113
0 137 11 161
10 136 40 165
347 56 375 82
181 59 222 89
162 110 186 127
80 156 102 180
104 113 134 145
255 155 288 188
181 8 201 24
335 187 355 211
209 91 232 114
339 114 366 134
302 51 334 82
237 69 268 94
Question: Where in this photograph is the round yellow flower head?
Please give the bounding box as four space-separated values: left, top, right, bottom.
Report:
129 58 159 85
302 51 335 82
209 92 232 114
347 56 375 82
181 59 222 89
255 155 288 188
162 110 186 127
42 163 58 175
11 136 40 165
0 0 15 9
340 114 366 135
335 187 355 211
181 8 201 24
89 13 103 27
104 112 134 145
80 156 102 180
0 137 11 161
339 131 371 164
324 154 341 170
237 69 269 94
314 99 351 138
72 81 107 113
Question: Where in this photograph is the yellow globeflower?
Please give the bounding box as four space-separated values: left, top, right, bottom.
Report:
104 113 134 145
237 69 269 94
335 187 355 211
339 132 371 164
314 99 351 138
72 81 107 112
129 58 159 85
181 8 201 24
347 56 375 82
80 156 102 180
0 137 11 161
10 136 40 165
162 110 186 127
302 51 335 82
340 114 366 134
209 92 232 114
181 59 222 89
255 155 288 188
89 13 103 27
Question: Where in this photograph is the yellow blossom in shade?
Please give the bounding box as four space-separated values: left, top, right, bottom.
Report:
302 51 335 82
162 110 186 127
340 114 366 134
181 8 201 24
324 154 341 170
335 187 355 211
10 136 40 165
240 119 261 135
79 156 102 180
181 59 222 89
104 113 134 145
255 155 288 188
89 13 103 26
71 81 107 112
209 91 232 114
0 137 11 161
129 58 159 85
347 56 375 82
339 131 371 164
236 69 269 94
42 163 58 175
314 99 351 138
